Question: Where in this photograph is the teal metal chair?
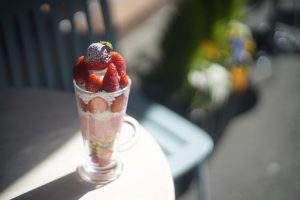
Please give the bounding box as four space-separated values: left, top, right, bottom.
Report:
127 87 213 199
0 0 115 91
0 0 213 199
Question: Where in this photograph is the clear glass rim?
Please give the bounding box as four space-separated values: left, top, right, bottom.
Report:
73 77 131 95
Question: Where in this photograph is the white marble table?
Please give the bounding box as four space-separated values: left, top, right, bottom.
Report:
0 88 175 200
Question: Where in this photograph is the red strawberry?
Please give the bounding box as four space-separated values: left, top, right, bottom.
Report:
85 74 102 92
79 98 88 112
73 56 88 85
111 51 126 75
111 94 127 113
119 71 129 88
102 63 120 92
84 43 111 70
88 96 108 113
85 61 108 70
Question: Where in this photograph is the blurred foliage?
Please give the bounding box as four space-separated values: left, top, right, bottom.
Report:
143 0 245 112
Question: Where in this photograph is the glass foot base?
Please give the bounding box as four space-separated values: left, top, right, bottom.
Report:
77 159 123 185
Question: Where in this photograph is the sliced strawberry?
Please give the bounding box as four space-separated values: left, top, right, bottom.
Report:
111 94 127 113
119 71 129 88
111 51 126 75
88 96 108 113
85 74 102 92
102 63 120 92
79 98 88 112
73 56 88 85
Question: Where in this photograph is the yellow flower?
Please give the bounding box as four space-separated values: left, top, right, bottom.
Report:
230 66 248 92
201 40 221 60
244 39 256 55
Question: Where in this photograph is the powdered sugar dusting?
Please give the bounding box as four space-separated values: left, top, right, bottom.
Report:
85 43 111 65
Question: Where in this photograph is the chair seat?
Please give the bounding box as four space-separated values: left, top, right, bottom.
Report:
140 104 213 178
127 87 213 198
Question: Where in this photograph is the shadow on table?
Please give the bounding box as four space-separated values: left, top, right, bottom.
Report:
11 172 99 200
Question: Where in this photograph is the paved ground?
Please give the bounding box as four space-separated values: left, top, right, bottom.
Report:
208 54 300 200
178 54 300 200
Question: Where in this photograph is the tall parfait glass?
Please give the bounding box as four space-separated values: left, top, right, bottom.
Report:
74 76 137 184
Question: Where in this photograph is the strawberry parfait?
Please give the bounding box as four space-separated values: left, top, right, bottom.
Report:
73 41 130 170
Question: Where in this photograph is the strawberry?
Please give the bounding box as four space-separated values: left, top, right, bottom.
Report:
110 51 126 75
88 96 108 113
73 56 88 85
111 94 127 113
85 43 111 70
119 71 129 88
85 61 108 70
102 63 120 92
79 98 88 112
85 73 102 92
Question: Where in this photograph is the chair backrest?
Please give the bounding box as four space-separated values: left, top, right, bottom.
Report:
0 0 115 91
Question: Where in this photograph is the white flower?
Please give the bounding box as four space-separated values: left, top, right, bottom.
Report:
206 63 232 106
189 63 232 108
188 70 209 90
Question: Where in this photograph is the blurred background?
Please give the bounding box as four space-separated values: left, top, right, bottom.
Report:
1 0 300 199
117 0 300 199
